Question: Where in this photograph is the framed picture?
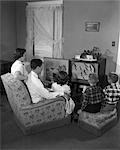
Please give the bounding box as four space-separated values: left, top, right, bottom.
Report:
85 22 100 32
44 57 69 83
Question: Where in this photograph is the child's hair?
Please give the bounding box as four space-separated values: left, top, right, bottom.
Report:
30 59 43 70
88 73 99 84
108 72 118 83
53 71 69 85
14 48 26 60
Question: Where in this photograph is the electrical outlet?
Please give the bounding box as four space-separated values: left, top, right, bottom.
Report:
112 41 115 47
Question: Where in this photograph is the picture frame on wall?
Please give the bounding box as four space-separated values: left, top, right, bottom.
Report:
44 57 69 83
85 22 100 32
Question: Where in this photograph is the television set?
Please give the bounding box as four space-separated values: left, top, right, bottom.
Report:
70 58 106 85
44 57 69 84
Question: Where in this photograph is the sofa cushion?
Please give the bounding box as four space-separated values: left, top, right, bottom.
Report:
2 73 31 107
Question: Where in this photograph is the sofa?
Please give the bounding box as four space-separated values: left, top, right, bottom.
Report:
1 73 71 135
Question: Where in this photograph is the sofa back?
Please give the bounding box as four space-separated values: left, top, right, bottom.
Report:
1 73 31 109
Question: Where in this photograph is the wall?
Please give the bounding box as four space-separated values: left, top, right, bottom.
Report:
63 0 120 74
1 0 119 74
0 1 17 61
116 1 120 76
16 1 26 48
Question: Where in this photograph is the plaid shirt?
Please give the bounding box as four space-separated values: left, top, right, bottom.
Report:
81 85 104 110
103 83 120 104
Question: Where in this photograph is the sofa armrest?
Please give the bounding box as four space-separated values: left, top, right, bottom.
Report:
20 96 65 111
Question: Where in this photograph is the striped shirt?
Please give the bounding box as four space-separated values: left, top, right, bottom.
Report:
81 85 104 110
103 83 120 104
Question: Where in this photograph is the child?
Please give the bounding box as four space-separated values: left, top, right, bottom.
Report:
78 73 104 114
51 71 75 116
101 72 120 112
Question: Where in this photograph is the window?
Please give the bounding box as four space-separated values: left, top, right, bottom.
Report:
25 0 63 60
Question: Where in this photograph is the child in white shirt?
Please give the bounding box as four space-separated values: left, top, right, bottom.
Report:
51 71 75 116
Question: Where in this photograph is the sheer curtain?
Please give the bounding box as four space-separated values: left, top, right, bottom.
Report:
34 7 53 58
25 6 34 60
25 0 63 60
53 6 63 58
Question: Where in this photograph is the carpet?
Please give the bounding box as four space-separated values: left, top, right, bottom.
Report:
1 94 120 150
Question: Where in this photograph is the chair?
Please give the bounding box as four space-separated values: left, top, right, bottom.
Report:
78 109 118 136
1 73 71 135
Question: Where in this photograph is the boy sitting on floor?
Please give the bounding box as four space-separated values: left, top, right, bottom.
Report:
78 73 104 114
101 72 120 112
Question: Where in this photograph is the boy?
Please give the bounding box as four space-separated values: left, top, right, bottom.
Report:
78 73 104 114
101 72 120 112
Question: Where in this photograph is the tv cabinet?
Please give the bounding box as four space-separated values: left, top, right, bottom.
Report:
70 58 106 95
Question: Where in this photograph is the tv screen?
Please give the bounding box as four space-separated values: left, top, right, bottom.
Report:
44 57 69 83
71 60 98 85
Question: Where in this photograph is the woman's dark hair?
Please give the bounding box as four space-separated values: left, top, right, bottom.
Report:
53 71 69 85
30 59 43 70
14 48 26 60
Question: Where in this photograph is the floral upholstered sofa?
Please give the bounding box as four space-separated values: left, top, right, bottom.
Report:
1 73 71 135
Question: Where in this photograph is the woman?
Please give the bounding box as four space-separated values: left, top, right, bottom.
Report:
11 48 28 81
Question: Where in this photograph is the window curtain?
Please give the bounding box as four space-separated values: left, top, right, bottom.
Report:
34 7 54 58
25 6 34 61
53 5 63 58
25 1 63 60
